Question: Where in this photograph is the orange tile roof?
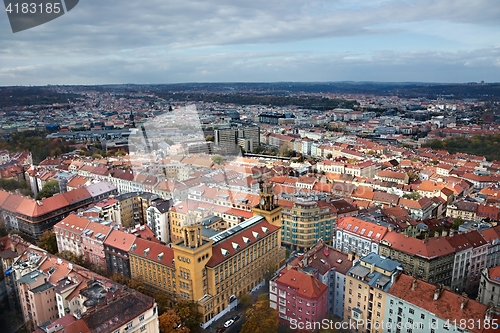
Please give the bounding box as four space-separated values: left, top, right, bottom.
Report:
275 267 328 299
104 229 136 252
207 219 279 267
129 237 174 267
388 274 488 333
55 214 90 233
382 232 455 259
336 216 388 241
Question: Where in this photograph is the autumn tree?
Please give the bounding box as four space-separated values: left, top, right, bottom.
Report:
174 300 202 333
238 293 253 309
159 309 188 333
57 250 85 266
241 294 278 333
36 230 58 254
36 180 60 200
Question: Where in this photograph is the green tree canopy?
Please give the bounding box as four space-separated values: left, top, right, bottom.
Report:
36 180 60 200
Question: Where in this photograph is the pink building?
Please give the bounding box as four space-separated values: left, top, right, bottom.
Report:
270 267 328 326
81 221 112 269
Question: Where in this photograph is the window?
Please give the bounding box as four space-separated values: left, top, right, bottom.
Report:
127 322 133 329
139 314 145 321
409 308 414 314
140 325 146 332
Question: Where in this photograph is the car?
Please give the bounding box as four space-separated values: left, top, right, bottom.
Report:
233 315 240 321
224 319 234 328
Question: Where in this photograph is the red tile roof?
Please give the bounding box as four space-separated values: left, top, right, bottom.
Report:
206 219 279 267
336 216 388 241
129 237 174 267
104 229 136 252
275 267 328 299
388 274 489 333
382 232 455 259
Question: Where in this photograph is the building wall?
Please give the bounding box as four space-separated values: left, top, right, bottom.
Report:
478 268 500 307
281 202 335 250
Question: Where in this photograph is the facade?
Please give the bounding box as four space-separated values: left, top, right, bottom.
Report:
334 216 388 257
386 274 496 333
280 200 336 250
379 232 455 285
269 267 328 326
446 232 473 293
462 230 488 295
104 229 136 278
344 253 403 333
129 237 177 303
479 226 500 269
81 221 112 269
169 213 284 328
54 214 90 257
146 198 173 243
478 266 500 307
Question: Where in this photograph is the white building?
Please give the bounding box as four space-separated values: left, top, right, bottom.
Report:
146 198 173 243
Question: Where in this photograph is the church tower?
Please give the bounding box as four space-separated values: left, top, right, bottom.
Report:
251 180 282 229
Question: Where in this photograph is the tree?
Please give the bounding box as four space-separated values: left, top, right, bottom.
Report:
453 217 464 229
241 294 278 333
174 301 202 333
159 310 188 333
36 180 60 200
205 135 214 142
402 192 422 200
36 230 58 254
326 153 333 159
211 155 224 165
57 250 85 266
238 293 253 309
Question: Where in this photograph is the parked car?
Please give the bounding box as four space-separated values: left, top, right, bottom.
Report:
233 315 240 321
224 319 234 328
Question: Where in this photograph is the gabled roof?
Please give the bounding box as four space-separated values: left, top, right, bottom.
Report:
129 237 174 267
336 216 388 241
381 232 455 259
207 218 279 267
388 274 489 333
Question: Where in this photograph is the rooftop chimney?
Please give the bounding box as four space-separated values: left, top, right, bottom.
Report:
411 279 417 291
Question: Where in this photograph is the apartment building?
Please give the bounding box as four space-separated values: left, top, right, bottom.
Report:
379 232 455 285
54 214 90 256
81 221 112 269
446 232 473 293
386 274 497 333
146 198 173 243
280 200 337 250
0 181 117 240
334 216 389 257
344 253 403 333
104 229 136 278
270 267 328 325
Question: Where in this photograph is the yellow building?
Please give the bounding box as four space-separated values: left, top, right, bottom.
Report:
344 253 403 333
170 182 285 328
129 237 177 307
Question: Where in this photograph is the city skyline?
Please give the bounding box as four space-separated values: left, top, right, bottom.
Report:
1 0 500 85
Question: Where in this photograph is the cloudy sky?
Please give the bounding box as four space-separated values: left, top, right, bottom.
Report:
1 0 500 85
